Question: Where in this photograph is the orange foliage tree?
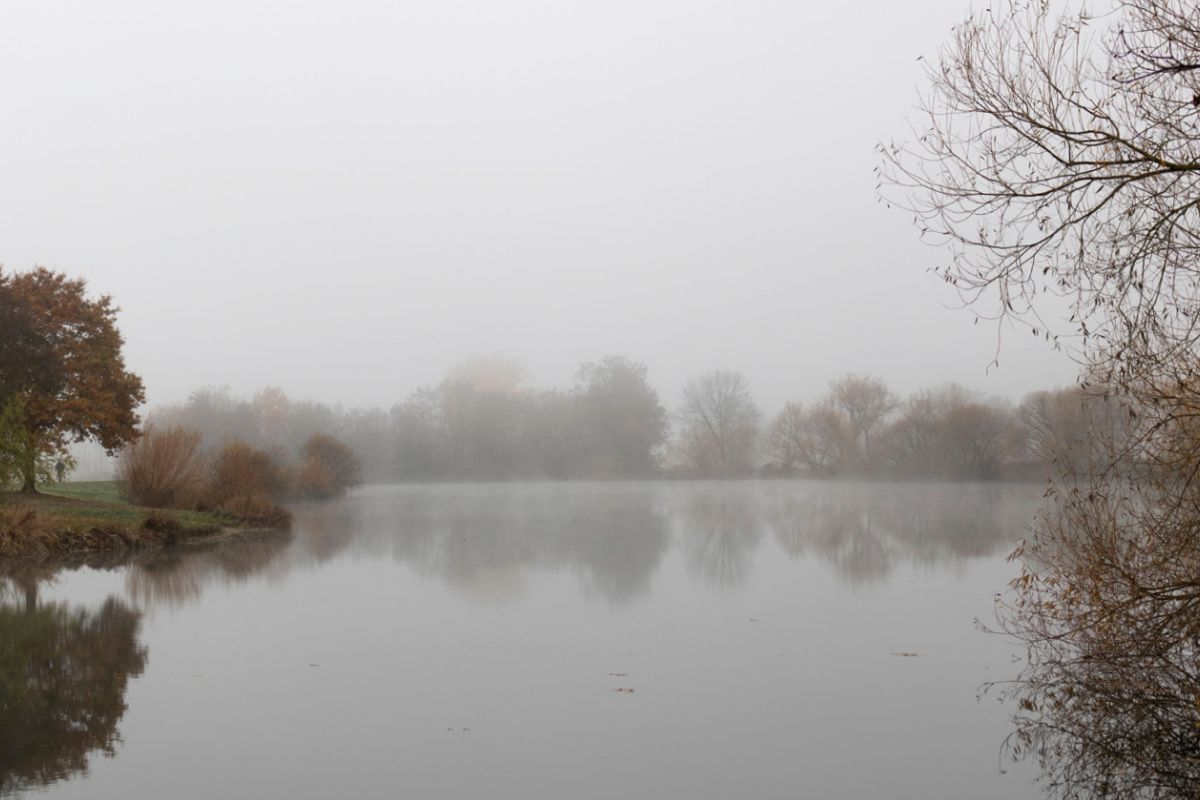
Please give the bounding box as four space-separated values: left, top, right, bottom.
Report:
0 268 144 493
297 433 361 498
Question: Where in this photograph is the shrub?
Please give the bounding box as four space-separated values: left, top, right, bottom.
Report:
295 457 337 499
207 441 288 506
118 425 207 509
205 441 291 528
140 510 183 536
218 492 292 528
296 434 361 498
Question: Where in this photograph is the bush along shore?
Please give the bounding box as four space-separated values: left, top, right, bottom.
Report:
0 482 276 559
0 430 363 558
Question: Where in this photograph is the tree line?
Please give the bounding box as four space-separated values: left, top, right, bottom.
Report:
150 355 1118 482
0 264 1116 489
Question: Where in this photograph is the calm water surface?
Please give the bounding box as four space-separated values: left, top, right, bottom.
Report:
1 481 1044 799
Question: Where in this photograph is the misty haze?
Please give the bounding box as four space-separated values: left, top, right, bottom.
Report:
3 0 1197 798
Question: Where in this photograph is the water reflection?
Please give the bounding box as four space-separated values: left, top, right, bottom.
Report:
0 482 1041 612
344 486 671 604
997 488 1200 797
0 482 1052 800
1005 642 1200 798
762 482 1039 584
124 533 292 609
677 487 763 589
0 581 147 796
303 482 1037 597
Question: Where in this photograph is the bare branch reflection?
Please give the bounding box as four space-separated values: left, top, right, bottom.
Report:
304 485 671 604
994 487 1200 797
763 482 1040 585
677 486 763 590
124 533 291 609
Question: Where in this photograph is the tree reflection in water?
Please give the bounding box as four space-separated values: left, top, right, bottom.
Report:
0 580 147 795
283 482 1039 599
677 487 763 589
763 482 1038 584
994 489 1200 798
340 486 671 604
124 532 291 609
0 484 1043 618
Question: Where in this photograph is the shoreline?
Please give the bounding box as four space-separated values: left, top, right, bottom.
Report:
0 482 290 559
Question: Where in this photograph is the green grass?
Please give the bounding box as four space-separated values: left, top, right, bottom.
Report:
42 480 126 505
0 480 289 558
3 481 234 536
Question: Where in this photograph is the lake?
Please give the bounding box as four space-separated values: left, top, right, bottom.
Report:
0 480 1045 799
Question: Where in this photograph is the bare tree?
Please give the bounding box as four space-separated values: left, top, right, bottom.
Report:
1018 387 1131 479
939 402 1014 479
826 374 896 469
881 0 1200 387
878 386 965 474
764 401 851 476
675 370 760 477
763 402 806 472
884 1 1200 794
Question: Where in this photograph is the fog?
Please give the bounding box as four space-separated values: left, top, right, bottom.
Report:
0 0 1075 411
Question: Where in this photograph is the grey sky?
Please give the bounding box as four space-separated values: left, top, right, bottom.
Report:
0 0 1077 413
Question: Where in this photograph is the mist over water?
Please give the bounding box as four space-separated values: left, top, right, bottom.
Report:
2 481 1043 800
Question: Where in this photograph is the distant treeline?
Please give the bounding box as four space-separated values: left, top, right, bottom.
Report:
149 355 1122 482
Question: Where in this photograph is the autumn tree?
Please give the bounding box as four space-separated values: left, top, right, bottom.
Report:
251 386 292 451
884 0 1200 793
875 386 1019 479
0 269 144 493
763 402 807 473
675 370 760 477
881 0 1200 380
296 433 362 498
439 355 527 479
572 356 668 477
938 401 1013 479
763 401 850 476
877 387 966 475
153 386 257 451
825 374 896 470
391 387 450 480
1017 388 1130 479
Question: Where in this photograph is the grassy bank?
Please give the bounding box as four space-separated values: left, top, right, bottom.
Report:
0 481 272 558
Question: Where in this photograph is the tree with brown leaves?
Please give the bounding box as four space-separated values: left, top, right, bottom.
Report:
0 268 145 493
883 0 1200 794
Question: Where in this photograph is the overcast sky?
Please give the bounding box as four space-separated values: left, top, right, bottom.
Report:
0 0 1078 412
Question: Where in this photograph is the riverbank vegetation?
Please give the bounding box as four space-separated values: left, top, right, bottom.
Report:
883 0 1200 793
116 426 361 528
147 359 1118 483
0 482 234 558
0 266 358 557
